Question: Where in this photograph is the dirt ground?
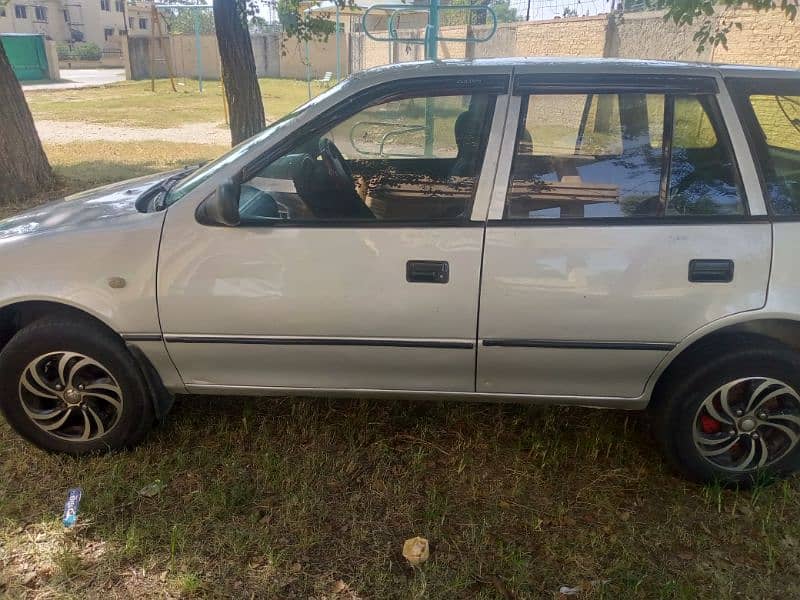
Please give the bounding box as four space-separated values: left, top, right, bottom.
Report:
34 120 230 146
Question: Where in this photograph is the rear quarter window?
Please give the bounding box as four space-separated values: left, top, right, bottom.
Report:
729 79 800 215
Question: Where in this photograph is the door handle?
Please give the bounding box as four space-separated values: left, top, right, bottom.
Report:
689 259 734 283
406 260 449 284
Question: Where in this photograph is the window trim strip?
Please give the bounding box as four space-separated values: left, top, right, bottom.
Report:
486 215 770 227
657 94 675 215
162 335 475 350
121 333 163 342
513 74 719 95
482 339 675 351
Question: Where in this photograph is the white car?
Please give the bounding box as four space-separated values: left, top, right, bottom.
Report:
1 58 799 486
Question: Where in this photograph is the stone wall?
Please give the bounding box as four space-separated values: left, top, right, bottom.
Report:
615 11 714 62
125 8 800 83
514 15 608 57
352 8 800 72
710 8 800 68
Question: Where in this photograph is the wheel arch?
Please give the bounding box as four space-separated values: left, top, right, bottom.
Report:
0 299 174 419
647 314 800 409
0 299 122 353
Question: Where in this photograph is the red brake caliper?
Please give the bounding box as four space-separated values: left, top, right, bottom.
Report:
700 414 722 434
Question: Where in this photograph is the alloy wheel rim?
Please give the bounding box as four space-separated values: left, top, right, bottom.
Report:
693 377 800 472
18 351 123 442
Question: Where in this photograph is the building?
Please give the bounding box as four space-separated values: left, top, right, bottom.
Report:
0 2 70 40
0 1 154 54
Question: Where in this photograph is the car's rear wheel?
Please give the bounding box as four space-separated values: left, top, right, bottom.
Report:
0 317 154 454
652 339 800 486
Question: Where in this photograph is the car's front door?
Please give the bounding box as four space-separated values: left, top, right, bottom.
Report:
157 76 509 393
477 72 772 400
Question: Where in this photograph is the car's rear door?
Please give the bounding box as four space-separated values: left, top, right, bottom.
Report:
476 69 772 401
157 74 510 394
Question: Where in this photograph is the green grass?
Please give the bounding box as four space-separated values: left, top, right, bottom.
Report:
26 77 322 129
3 399 800 598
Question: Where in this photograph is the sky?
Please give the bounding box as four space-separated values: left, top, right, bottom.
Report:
179 0 607 24
507 0 607 20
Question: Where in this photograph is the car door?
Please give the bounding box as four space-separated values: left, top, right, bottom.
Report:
476 70 772 400
157 75 509 393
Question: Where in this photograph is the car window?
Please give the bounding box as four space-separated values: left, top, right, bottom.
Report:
237 93 496 224
328 95 466 159
734 85 800 215
667 96 744 216
166 79 350 206
504 92 745 220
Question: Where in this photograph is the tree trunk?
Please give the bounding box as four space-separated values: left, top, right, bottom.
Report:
213 0 266 146
474 0 491 25
0 41 54 205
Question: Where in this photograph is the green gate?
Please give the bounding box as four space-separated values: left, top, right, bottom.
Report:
0 34 49 81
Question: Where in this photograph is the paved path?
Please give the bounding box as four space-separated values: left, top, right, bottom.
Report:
35 119 230 145
23 68 126 91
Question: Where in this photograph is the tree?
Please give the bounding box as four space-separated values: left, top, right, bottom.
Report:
163 8 216 35
213 0 266 145
213 0 345 145
439 0 519 26
493 0 521 22
649 0 798 50
0 37 55 204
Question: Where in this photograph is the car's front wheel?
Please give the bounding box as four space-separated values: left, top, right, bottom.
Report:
0 316 154 454
653 339 800 486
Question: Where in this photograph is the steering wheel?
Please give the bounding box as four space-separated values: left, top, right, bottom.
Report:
318 138 355 192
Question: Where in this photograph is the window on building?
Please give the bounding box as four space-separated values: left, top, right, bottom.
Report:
100 0 110 11
34 6 47 22
139 17 147 29
128 16 134 28
104 27 114 40
0 7 6 18
115 0 124 11
231 92 497 224
14 5 27 19
503 91 745 220
118 28 125 35
63 9 70 21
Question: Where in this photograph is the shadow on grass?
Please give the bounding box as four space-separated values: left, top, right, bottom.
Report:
51 156 213 197
3 395 799 598
0 149 223 220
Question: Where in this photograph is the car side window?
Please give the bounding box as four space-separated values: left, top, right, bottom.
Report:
238 93 496 224
730 81 800 215
504 91 745 220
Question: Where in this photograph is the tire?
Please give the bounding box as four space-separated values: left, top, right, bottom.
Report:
652 338 800 486
0 316 154 454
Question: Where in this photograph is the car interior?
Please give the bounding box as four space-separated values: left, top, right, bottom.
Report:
506 93 745 219
238 94 497 224
236 88 748 224
749 94 800 215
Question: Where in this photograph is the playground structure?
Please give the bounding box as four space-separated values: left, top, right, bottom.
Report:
362 0 497 60
150 3 211 93
358 0 497 156
147 3 229 123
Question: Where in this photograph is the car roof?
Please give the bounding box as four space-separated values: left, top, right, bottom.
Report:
351 57 800 82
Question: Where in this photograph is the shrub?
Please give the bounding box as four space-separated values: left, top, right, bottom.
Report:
57 42 102 61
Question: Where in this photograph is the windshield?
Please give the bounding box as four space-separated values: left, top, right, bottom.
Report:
165 81 348 206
